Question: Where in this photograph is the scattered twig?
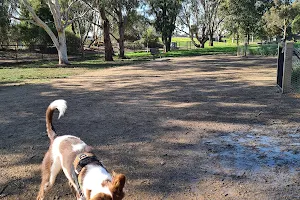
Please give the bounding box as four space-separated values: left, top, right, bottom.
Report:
0 184 8 196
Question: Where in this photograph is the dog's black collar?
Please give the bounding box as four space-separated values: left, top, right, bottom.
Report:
75 153 104 174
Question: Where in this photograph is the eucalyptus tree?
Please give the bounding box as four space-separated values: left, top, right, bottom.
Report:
0 0 10 45
104 0 140 58
16 0 54 46
263 0 300 40
148 0 182 52
96 0 114 61
177 0 223 48
14 0 91 64
222 0 268 44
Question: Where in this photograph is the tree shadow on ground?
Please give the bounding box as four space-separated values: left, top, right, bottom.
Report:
1 55 300 199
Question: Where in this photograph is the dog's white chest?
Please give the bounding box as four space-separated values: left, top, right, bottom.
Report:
83 165 112 197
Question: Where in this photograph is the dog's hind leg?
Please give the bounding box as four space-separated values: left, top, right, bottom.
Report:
37 152 61 200
37 151 52 200
61 158 82 199
49 156 62 186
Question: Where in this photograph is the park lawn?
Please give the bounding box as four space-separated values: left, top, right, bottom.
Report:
0 42 265 85
0 66 90 84
172 37 238 47
0 58 146 84
125 44 238 58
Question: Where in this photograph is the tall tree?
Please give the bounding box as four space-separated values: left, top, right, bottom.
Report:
148 0 182 52
177 0 223 48
263 0 300 41
108 0 140 58
99 3 114 61
14 0 90 65
223 0 267 44
0 0 11 45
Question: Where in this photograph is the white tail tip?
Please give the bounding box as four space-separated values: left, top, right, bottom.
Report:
49 99 67 119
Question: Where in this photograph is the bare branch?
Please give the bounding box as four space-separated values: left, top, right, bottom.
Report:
64 9 90 28
64 0 79 23
110 33 119 42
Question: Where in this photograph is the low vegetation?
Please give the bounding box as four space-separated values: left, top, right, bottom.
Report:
0 39 290 85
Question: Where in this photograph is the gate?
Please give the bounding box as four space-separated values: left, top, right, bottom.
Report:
276 42 293 93
277 45 284 88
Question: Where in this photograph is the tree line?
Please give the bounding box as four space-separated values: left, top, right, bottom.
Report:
1 0 300 64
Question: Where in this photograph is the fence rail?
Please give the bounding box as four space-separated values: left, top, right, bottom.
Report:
0 44 104 65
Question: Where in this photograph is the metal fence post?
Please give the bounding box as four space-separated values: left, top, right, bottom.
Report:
282 41 294 93
277 43 284 88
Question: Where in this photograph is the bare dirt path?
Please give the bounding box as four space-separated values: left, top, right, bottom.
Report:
1 55 300 200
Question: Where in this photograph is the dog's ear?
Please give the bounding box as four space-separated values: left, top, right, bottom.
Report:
113 173 126 190
110 172 126 199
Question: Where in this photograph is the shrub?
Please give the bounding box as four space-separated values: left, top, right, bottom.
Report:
66 31 81 55
141 27 163 48
125 41 145 50
249 44 278 56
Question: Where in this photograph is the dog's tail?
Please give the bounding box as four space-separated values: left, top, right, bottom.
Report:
46 99 67 143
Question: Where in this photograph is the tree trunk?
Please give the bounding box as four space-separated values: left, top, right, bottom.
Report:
163 37 167 53
165 35 171 52
118 20 125 58
57 30 69 65
209 33 214 46
77 22 84 58
247 33 250 44
190 37 200 48
100 7 113 61
21 0 70 65
283 19 287 41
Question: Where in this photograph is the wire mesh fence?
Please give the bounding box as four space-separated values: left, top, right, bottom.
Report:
0 44 58 62
0 44 103 65
292 45 300 92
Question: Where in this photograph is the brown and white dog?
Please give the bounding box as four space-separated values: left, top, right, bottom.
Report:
37 99 126 200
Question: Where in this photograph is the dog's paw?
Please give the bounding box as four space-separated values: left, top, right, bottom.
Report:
77 196 86 200
43 182 50 191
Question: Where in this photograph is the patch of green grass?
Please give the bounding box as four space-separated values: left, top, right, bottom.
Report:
0 67 90 84
165 46 237 57
126 44 238 59
172 37 238 48
0 40 273 85
0 56 149 84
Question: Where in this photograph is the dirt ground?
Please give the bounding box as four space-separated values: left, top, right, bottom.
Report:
1 55 300 200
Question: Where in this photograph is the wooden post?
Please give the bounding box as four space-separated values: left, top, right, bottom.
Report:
15 43 18 62
282 41 294 93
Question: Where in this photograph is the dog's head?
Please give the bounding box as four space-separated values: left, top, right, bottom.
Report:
90 172 126 200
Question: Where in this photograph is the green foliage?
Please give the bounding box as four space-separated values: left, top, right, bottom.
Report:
124 9 148 42
141 27 162 48
263 1 300 39
17 0 55 45
16 23 53 45
65 31 81 54
224 0 265 40
248 44 278 56
125 41 145 50
148 0 182 51
0 0 10 44
292 15 300 34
